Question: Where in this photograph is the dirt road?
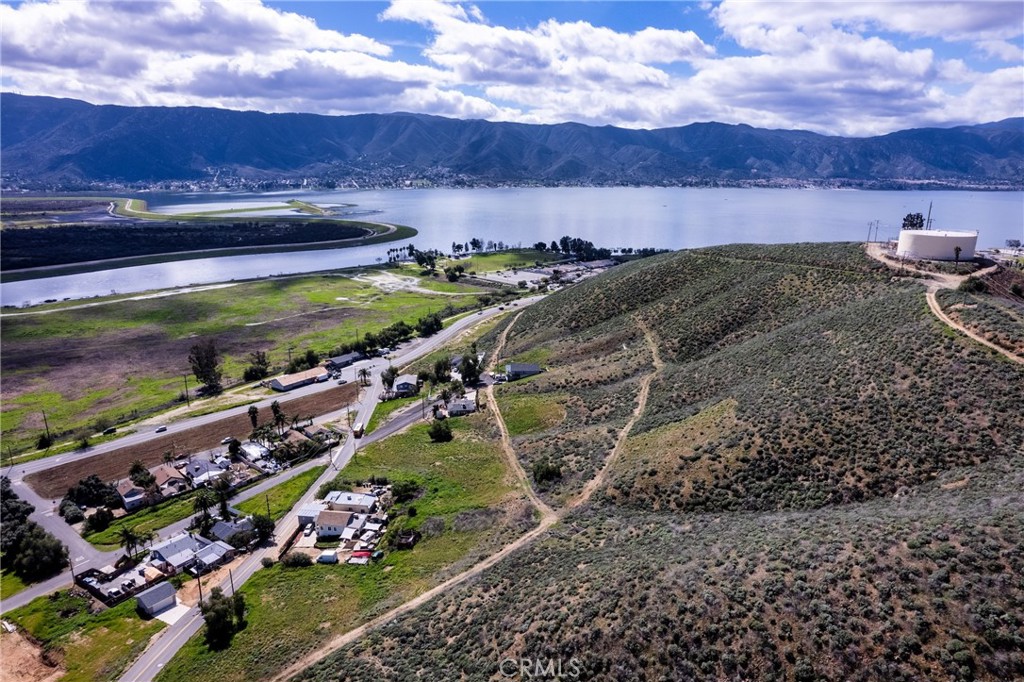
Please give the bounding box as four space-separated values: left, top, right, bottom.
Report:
273 312 664 682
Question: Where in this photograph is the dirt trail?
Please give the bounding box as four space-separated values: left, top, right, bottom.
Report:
273 313 663 682
0 631 62 682
865 243 1022 364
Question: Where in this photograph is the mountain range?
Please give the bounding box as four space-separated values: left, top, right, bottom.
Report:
1 93 1021 186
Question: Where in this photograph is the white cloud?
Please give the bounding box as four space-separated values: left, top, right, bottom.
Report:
0 0 1020 136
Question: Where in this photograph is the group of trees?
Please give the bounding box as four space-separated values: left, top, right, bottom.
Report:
531 235 612 261
242 350 271 381
1 477 68 582
201 587 246 650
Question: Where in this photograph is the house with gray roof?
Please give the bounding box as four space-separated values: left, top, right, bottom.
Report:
505 363 542 380
149 532 234 574
393 374 419 396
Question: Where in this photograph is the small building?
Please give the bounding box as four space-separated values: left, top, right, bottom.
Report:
269 367 329 392
136 581 177 617
505 363 541 381
393 374 419 396
324 490 378 514
116 479 146 511
447 397 476 416
325 352 364 371
297 501 328 527
240 442 270 461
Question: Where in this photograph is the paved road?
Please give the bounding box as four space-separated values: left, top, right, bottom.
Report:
1 296 541 616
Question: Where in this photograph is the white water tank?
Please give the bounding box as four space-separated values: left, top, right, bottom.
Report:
896 230 977 261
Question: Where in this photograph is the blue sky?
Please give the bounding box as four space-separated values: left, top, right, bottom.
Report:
2 1 1021 136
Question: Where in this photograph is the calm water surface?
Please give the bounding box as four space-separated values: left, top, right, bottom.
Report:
3 188 1021 306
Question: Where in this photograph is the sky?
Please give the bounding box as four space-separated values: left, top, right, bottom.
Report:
1 0 1022 137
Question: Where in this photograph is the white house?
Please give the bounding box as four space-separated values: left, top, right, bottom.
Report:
116 479 146 511
324 490 378 514
447 397 476 416
269 367 329 392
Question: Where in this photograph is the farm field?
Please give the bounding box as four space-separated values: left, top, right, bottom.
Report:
155 411 532 682
25 384 356 499
1 270 490 455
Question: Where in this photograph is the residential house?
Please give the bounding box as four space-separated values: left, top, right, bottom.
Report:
297 501 328 527
269 367 329 392
209 517 254 544
393 374 419 396
325 352 364 371
325 490 378 514
315 509 354 538
447 396 476 416
148 532 234 574
505 362 542 380
185 459 229 487
116 479 146 511
136 581 176 617
152 464 189 498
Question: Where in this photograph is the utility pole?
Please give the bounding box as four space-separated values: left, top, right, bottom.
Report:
925 202 934 230
228 568 236 595
182 375 191 407
41 410 52 442
265 493 271 517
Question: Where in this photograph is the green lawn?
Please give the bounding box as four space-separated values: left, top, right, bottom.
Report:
0 565 27 600
448 249 559 274
85 491 201 551
6 589 165 682
235 465 327 520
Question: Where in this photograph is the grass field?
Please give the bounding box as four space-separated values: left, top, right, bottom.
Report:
84 491 202 551
2 271 486 455
0 565 27 600
155 409 525 682
6 589 165 682
235 465 327 520
496 391 567 436
446 249 560 274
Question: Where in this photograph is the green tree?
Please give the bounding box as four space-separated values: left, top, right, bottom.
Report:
428 420 453 443
954 245 962 273
193 488 217 522
247 405 259 430
381 366 398 391
902 212 925 230
9 524 68 581
200 587 239 650
433 356 451 383
84 507 114 533
242 350 271 381
188 338 223 393
251 514 275 542
459 352 482 386
211 477 232 520
118 526 140 558
270 400 286 436
357 367 371 386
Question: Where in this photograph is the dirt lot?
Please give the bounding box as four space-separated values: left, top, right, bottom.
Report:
26 384 357 499
0 631 62 682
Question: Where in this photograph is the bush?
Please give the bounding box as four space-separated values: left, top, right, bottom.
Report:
532 459 562 484
59 499 85 524
392 480 421 503
281 552 313 568
83 507 114 533
261 557 275 569
428 420 453 443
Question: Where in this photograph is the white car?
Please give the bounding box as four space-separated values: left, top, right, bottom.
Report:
220 436 234 444
155 425 167 433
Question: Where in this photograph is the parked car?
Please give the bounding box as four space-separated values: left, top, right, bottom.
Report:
303 524 314 537
371 550 385 561
155 425 167 433
220 436 234 444
107 587 122 598
102 427 117 435
337 379 348 385
121 578 136 590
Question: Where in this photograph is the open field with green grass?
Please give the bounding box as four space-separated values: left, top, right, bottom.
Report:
444 249 560 274
5 589 165 682
155 409 531 682
0 565 27 600
236 465 327 520
85 490 202 550
1 270 491 454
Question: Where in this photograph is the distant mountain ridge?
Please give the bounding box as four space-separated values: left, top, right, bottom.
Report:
1 93 1021 187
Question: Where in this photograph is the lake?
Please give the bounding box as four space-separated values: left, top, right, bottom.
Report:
2 187 1021 306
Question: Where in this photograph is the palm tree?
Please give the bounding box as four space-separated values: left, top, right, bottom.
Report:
357 367 371 386
118 527 140 558
211 477 232 520
954 245 962 274
193 488 217 522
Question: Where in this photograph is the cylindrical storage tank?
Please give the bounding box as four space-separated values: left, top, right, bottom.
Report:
896 230 977 261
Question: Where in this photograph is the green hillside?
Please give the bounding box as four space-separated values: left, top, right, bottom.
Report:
294 242 1024 681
